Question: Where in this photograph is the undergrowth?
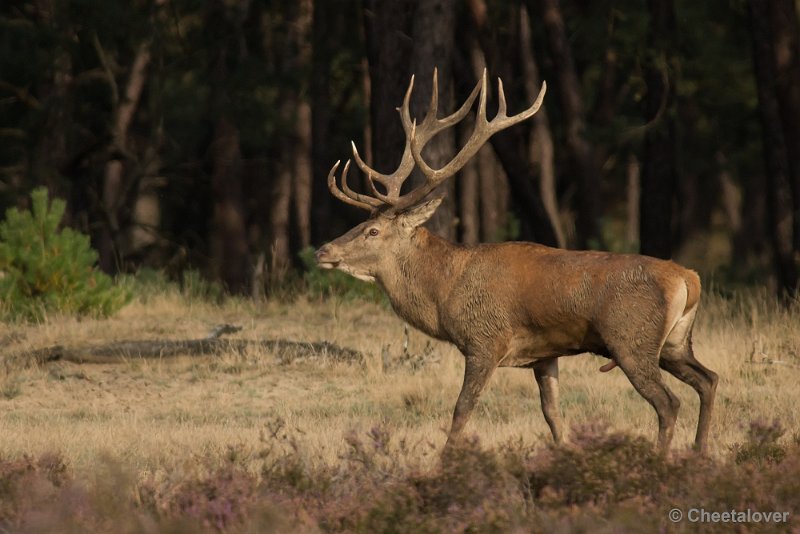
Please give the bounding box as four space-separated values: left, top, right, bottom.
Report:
1 422 797 533
0 188 131 322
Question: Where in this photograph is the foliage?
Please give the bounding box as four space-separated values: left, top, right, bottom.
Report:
118 268 173 303
118 268 228 305
731 419 787 466
298 246 385 303
0 188 131 322
528 424 675 505
180 270 226 303
138 463 259 531
1 423 799 532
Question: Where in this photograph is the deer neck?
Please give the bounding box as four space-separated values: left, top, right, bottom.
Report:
377 228 465 340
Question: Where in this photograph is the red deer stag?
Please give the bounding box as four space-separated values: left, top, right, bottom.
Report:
315 69 718 453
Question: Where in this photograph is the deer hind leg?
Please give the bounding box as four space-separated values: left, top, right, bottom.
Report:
533 359 564 444
445 355 497 451
612 344 681 452
660 313 718 453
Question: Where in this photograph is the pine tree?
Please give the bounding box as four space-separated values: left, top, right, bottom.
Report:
0 188 131 322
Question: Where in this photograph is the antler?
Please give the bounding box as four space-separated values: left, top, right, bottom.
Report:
327 68 546 212
327 160 383 211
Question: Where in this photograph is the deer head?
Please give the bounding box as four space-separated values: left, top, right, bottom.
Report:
315 197 442 283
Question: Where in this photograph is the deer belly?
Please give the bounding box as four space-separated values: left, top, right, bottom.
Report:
498 329 597 367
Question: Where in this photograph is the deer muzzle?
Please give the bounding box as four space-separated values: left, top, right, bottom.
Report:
314 245 340 269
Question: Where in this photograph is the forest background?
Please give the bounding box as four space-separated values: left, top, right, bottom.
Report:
2 0 800 298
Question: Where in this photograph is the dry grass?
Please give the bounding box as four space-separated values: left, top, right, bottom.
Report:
1 287 799 476
1 286 799 531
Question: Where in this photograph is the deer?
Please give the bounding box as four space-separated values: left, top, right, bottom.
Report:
315 69 718 453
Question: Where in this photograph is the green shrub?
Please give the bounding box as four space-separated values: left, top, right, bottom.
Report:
117 268 173 303
180 269 226 303
119 268 226 305
0 187 131 322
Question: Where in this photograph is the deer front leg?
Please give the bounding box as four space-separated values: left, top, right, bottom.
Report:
533 358 564 444
444 355 497 450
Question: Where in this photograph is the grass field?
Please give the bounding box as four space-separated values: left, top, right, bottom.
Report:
1 286 799 531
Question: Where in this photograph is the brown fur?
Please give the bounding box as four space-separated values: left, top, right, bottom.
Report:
316 199 718 453
319 69 717 453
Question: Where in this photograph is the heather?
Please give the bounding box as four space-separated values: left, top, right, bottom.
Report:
1 423 798 533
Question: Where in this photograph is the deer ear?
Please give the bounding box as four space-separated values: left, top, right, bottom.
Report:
399 197 443 229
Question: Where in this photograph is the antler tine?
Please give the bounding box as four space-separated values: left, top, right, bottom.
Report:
350 70 421 204
406 69 483 143
399 74 416 130
397 73 547 210
500 79 546 125
422 67 439 127
340 159 384 208
477 68 488 122
497 77 507 117
399 70 481 137
350 140 411 198
327 160 382 211
434 75 482 132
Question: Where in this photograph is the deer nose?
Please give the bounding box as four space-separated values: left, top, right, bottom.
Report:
315 244 331 262
315 245 340 269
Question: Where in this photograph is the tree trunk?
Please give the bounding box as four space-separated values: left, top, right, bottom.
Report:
127 3 169 269
207 0 250 293
98 40 152 273
463 34 501 243
293 100 313 251
30 0 72 202
311 0 336 244
520 4 565 248
478 144 503 242
363 0 416 190
626 153 640 250
270 149 293 288
533 0 602 248
128 146 163 266
409 0 457 239
639 0 678 260
766 0 800 254
292 0 313 252
748 0 799 295
209 117 249 293
462 0 558 246
458 118 480 245
717 154 742 241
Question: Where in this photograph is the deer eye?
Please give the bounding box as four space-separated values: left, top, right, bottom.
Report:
367 228 380 237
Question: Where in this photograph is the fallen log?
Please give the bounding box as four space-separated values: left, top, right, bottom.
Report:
7 324 365 366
